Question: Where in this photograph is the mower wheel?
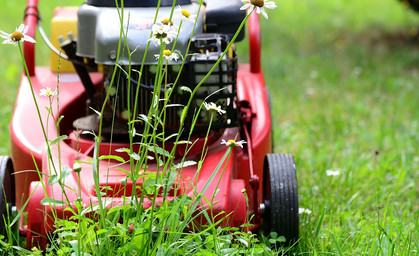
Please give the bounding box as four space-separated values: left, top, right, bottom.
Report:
262 153 299 244
0 156 16 235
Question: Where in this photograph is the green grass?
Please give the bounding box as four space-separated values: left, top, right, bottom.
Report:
251 0 419 254
1 0 418 254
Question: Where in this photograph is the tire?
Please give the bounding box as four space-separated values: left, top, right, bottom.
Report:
262 153 299 244
0 156 15 235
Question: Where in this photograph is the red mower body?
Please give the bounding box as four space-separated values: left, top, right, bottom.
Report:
11 64 271 248
4 0 299 250
9 1 273 248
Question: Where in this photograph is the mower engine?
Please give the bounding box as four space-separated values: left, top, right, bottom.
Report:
60 0 244 139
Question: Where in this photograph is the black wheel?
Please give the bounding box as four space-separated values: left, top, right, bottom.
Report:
0 156 15 235
262 153 299 244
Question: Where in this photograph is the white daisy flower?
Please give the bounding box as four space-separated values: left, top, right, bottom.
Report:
39 87 57 97
298 207 312 215
0 24 36 46
149 24 178 46
73 162 82 173
221 139 247 148
240 0 277 19
204 102 226 115
176 5 196 23
326 169 340 176
154 49 179 62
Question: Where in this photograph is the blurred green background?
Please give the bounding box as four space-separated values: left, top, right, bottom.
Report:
0 0 83 155
0 0 418 253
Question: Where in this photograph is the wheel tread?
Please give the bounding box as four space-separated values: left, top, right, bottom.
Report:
263 153 299 244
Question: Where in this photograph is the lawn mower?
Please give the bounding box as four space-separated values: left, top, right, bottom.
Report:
0 0 299 249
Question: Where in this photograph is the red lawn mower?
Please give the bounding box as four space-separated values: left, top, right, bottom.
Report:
0 0 299 249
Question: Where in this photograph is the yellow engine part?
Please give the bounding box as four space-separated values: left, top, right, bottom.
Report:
49 7 78 73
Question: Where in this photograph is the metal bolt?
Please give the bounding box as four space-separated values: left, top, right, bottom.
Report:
259 203 266 216
109 50 117 60
67 31 75 41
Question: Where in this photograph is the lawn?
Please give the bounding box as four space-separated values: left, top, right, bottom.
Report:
0 0 418 254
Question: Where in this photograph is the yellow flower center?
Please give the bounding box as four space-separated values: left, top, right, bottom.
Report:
251 0 264 7
227 139 236 145
45 90 53 95
181 9 191 18
161 18 173 26
11 31 24 42
163 49 172 57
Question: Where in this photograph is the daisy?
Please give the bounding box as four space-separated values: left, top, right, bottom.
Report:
176 5 196 23
73 162 82 173
326 169 340 176
221 139 247 148
154 49 179 62
204 102 226 115
149 24 178 46
39 87 57 97
298 207 312 215
161 18 174 26
0 24 36 46
240 0 277 19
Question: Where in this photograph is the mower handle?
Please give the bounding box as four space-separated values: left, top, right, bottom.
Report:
23 0 39 77
248 11 261 73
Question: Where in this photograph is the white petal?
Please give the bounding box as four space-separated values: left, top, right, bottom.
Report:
264 2 277 9
247 6 255 15
23 35 36 43
240 3 250 10
22 25 29 34
17 24 25 33
260 8 269 19
0 30 10 37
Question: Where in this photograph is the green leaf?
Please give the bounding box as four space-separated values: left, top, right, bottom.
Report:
81 130 96 137
115 148 130 153
270 231 278 239
180 107 188 124
276 236 286 243
129 152 140 160
180 86 192 94
137 143 171 158
48 174 60 185
61 166 72 179
89 107 101 117
99 155 126 163
41 198 66 206
49 135 68 145
172 160 197 169
56 115 65 126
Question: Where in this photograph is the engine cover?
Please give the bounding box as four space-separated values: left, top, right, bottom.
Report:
76 3 204 65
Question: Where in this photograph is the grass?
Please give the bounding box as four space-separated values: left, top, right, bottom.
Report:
252 0 419 254
1 0 418 254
